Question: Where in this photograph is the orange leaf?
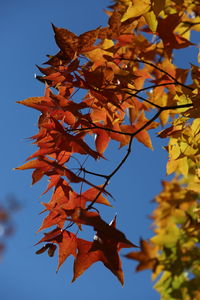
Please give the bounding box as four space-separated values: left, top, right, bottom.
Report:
42 175 61 195
38 209 66 231
17 97 53 112
56 231 77 272
15 158 52 172
81 186 111 207
132 124 153 149
93 128 111 154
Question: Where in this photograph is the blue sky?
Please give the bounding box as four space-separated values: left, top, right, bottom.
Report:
0 1 199 299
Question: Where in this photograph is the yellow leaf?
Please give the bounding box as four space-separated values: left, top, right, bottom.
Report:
121 0 150 22
184 17 200 32
144 10 158 32
173 209 185 223
102 39 114 49
166 159 178 175
175 22 191 40
151 223 180 248
174 94 192 113
171 143 181 160
160 110 169 126
180 142 198 156
188 182 200 194
154 271 171 292
119 0 132 5
85 48 113 63
191 118 200 134
178 157 188 177
151 265 163 281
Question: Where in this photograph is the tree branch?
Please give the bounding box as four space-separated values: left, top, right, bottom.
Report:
86 110 162 210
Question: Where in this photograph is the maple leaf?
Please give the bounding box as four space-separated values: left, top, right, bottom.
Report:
17 96 54 112
61 187 111 211
92 127 111 154
109 10 122 34
121 0 150 22
72 239 103 282
72 216 136 285
43 51 70 67
75 210 136 247
144 10 158 32
81 186 112 207
38 208 67 231
120 123 153 149
78 27 101 53
52 24 79 59
155 14 194 55
125 239 158 272
15 158 53 172
32 169 45 185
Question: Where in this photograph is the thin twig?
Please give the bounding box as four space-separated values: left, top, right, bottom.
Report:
133 82 177 94
81 167 108 179
119 58 193 91
66 102 193 137
124 91 162 109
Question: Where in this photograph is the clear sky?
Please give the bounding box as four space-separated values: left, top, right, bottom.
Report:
0 1 199 300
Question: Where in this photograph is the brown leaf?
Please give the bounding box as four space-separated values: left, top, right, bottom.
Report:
158 125 182 138
72 216 136 285
52 24 79 58
109 10 122 34
125 239 158 272
78 210 136 247
35 243 54 255
78 27 101 53
48 244 57 257
32 169 45 185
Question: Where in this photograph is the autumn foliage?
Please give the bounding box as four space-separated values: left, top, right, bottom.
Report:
16 0 200 297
